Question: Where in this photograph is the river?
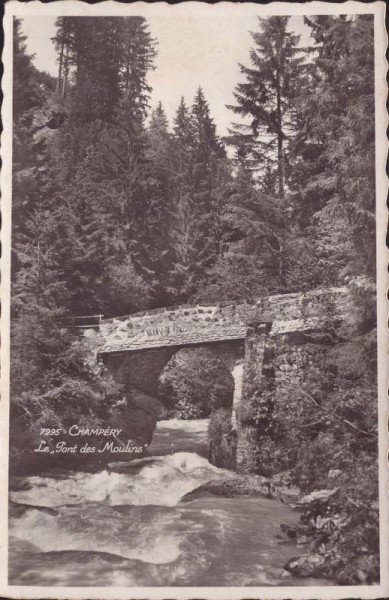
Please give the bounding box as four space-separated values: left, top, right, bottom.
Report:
9 419 328 587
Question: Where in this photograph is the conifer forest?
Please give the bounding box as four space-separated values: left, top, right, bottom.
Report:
9 13 379 587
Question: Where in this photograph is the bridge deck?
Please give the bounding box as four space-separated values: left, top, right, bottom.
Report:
100 322 247 354
98 287 352 355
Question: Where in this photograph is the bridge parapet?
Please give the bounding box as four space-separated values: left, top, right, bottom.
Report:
99 286 354 355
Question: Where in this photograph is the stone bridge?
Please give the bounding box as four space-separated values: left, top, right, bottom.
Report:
98 287 355 472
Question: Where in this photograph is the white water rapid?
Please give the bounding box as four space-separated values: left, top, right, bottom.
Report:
9 419 329 587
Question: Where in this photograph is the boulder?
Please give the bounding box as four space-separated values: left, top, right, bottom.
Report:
284 553 326 577
298 488 338 506
181 473 273 502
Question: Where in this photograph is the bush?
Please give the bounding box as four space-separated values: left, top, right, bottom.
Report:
10 323 125 474
158 348 234 418
273 330 379 584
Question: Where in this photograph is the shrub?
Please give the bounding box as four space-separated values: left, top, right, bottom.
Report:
158 348 234 418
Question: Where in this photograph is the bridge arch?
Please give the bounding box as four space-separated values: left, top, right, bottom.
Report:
102 339 245 414
157 346 240 418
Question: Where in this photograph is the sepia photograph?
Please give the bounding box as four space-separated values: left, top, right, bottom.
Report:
0 1 387 598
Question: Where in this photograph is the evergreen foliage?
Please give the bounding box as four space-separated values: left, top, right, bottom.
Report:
158 349 234 419
11 14 378 583
289 15 375 285
168 90 228 300
227 16 306 198
195 160 286 301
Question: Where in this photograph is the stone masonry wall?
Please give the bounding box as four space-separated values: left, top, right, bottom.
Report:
98 286 356 475
236 324 340 476
236 324 269 474
100 286 354 352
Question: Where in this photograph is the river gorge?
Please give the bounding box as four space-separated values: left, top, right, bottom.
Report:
9 419 330 587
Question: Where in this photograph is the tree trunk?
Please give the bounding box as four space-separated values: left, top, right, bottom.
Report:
276 44 285 199
277 122 284 199
56 39 64 95
61 47 69 99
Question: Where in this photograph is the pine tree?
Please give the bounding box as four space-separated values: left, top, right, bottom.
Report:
227 16 305 198
191 87 226 272
168 98 198 300
13 18 44 124
48 16 158 315
119 17 157 116
52 17 73 98
168 90 227 301
195 159 285 301
144 102 175 304
12 18 57 279
290 15 375 283
64 18 123 122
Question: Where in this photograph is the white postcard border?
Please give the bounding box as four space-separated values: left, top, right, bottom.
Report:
1 2 387 599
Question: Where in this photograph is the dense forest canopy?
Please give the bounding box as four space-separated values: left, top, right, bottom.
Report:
10 14 378 584
12 14 375 319
11 11 376 417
